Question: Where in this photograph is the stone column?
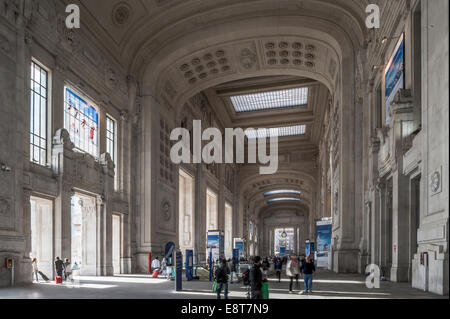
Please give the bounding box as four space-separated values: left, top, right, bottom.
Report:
380 181 392 277
195 165 207 263
390 167 411 282
52 129 75 262
373 179 385 267
54 184 73 265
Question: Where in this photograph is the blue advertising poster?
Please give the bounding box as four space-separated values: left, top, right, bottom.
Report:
316 220 332 268
207 232 220 262
280 247 286 256
234 239 245 258
385 34 405 125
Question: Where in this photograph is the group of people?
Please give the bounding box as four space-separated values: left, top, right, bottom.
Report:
31 257 77 283
249 254 316 298
55 257 77 283
151 257 169 278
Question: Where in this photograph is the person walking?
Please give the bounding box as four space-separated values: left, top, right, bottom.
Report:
55 257 64 278
274 258 283 283
262 257 270 278
215 259 230 299
229 258 237 284
250 256 263 299
286 254 300 293
64 259 73 283
32 258 39 282
300 256 316 294
152 257 161 273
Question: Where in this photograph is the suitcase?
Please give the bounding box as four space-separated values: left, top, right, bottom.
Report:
152 270 160 278
55 276 63 284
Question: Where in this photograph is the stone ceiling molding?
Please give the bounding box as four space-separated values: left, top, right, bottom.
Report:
149 32 341 119
112 2 133 27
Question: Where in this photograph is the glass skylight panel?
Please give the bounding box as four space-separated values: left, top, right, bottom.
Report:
245 125 306 139
267 198 301 204
231 87 308 113
264 190 301 197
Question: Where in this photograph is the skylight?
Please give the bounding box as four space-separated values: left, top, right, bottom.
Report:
264 190 301 197
231 87 309 113
267 198 301 204
245 125 306 139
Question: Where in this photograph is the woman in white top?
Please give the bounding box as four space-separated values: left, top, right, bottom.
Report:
286 255 300 293
32 258 39 282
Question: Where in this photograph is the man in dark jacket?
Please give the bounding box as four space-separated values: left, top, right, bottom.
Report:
274 258 283 283
54 257 64 277
250 256 263 299
215 259 230 299
300 256 316 293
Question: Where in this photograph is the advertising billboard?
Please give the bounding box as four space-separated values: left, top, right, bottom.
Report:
385 33 405 125
316 220 332 268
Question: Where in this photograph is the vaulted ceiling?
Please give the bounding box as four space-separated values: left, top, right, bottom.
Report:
65 0 371 216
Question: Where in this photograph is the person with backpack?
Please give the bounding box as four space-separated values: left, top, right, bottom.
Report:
286 254 300 293
215 258 230 299
249 256 263 299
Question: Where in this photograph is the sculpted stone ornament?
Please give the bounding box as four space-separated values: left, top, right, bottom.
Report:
0 198 11 216
53 129 74 150
431 171 441 194
239 48 257 69
161 200 172 222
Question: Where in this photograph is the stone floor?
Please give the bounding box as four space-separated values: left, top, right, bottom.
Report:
0 270 446 299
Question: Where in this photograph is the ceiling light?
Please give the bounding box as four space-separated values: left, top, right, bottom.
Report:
231 87 308 113
245 125 306 139
264 190 301 197
267 198 301 204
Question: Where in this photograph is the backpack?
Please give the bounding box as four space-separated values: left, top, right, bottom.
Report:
242 269 250 286
215 267 227 283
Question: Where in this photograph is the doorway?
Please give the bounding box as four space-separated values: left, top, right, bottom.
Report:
71 194 98 276
112 214 121 275
274 228 295 256
30 196 53 280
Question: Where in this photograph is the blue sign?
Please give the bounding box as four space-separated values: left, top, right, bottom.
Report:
165 242 176 261
234 240 245 258
232 249 240 263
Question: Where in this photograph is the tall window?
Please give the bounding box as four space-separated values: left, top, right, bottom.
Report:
179 170 194 251
107 115 118 190
64 87 99 157
30 61 49 166
206 189 218 231
106 116 117 164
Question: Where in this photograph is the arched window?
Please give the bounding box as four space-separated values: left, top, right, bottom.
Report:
64 87 99 157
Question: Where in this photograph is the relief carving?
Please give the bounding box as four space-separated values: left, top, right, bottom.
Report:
0 198 11 216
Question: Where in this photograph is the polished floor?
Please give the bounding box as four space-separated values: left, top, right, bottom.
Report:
0 270 445 299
